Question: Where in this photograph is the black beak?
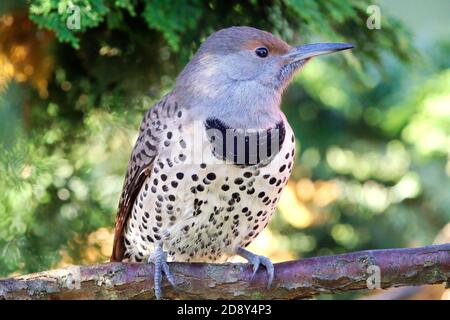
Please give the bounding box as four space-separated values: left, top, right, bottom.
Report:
284 43 354 62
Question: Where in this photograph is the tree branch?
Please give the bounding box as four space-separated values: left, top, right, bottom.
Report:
1 244 449 299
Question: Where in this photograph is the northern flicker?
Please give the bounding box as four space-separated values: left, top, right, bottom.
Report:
111 26 353 299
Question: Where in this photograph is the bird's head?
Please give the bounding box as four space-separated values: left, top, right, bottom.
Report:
175 26 353 127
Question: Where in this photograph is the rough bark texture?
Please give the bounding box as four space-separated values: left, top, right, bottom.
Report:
1 244 449 300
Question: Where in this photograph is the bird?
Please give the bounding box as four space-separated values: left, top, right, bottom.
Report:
111 26 353 299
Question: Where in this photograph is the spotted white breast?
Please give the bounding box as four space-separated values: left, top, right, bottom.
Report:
123 97 295 263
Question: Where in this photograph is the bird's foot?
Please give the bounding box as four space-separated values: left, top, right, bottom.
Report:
148 245 177 300
237 247 274 289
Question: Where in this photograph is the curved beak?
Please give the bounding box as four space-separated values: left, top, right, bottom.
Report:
284 43 354 63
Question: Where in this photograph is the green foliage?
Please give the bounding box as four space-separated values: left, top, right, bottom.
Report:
30 0 109 48
142 0 202 50
1 0 449 301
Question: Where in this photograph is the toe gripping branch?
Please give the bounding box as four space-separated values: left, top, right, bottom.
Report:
150 245 177 300
237 247 274 289
149 246 274 299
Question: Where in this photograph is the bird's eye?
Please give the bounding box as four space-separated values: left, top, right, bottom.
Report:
255 47 269 58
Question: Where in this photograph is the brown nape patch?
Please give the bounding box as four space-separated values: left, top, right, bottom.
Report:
241 37 290 55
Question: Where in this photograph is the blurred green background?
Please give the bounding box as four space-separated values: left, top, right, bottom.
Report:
0 0 449 299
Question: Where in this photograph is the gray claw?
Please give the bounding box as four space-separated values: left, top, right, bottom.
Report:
250 257 260 279
149 245 177 300
259 256 274 288
162 260 177 288
237 247 274 289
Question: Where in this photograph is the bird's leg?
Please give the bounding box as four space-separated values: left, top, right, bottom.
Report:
236 247 274 288
148 244 176 300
